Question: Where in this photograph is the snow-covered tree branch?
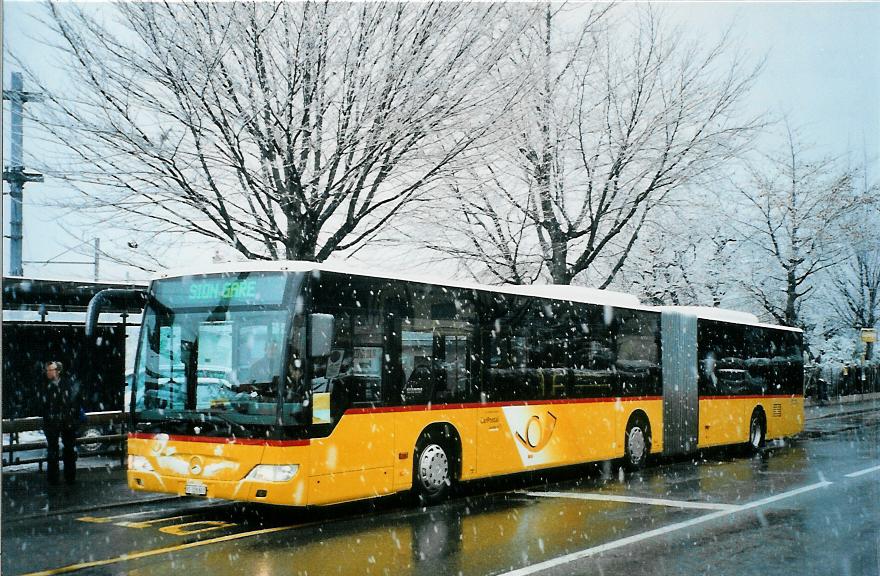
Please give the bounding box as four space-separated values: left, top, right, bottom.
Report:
429 5 762 286
729 125 867 327
21 1 525 263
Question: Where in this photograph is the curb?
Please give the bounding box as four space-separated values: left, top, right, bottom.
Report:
798 425 862 439
805 407 879 421
804 392 880 408
10 495 183 522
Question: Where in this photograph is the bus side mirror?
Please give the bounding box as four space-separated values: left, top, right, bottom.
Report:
309 314 335 358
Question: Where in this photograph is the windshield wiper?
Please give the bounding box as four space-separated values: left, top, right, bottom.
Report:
137 411 233 429
134 416 192 435
197 411 249 434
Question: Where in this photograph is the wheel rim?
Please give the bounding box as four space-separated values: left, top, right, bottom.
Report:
750 416 762 449
80 428 102 453
627 426 646 464
418 444 449 494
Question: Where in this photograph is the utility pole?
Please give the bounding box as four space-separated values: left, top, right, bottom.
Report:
94 237 100 281
3 72 43 277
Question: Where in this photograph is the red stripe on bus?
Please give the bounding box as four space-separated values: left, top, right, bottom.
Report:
698 394 800 401
344 396 662 415
128 432 310 447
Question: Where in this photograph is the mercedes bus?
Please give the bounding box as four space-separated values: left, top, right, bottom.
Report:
87 262 804 506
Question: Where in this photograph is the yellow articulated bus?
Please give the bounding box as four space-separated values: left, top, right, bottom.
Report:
87 262 803 507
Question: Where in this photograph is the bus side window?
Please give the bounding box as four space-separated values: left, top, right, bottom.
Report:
310 272 391 410
402 352 433 404
403 284 477 405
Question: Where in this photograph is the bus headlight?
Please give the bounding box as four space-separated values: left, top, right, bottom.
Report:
246 464 299 482
128 455 154 472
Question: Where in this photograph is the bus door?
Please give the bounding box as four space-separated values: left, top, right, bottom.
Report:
476 311 527 477
397 286 479 481
306 275 401 503
400 331 472 405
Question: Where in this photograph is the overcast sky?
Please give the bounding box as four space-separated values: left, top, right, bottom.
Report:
668 2 880 156
3 1 879 283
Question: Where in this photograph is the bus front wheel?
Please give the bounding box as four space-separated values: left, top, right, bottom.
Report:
413 436 452 505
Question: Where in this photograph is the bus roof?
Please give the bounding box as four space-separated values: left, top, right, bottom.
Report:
160 260 654 310
656 306 802 333
158 260 799 332
501 283 643 309
655 305 760 325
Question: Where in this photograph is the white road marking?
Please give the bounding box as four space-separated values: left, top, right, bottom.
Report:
501 481 832 576
845 464 880 478
526 491 739 511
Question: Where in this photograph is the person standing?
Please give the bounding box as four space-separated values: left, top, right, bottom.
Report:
41 361 82 485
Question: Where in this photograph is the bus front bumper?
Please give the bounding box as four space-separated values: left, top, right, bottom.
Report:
128 468 309 506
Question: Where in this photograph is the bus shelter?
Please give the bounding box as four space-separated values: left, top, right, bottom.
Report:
2 277 147 465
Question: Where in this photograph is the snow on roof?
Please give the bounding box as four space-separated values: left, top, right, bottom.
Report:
501 284 644 309
160 260 316 278
655 305 759 324
159 260 485 292
157 260 797 330
655 305 801 332
158 260 649 309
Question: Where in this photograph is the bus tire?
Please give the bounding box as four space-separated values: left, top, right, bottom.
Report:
747 409 766 453
413 432 453 505
79 426 105 454
624 414 651 471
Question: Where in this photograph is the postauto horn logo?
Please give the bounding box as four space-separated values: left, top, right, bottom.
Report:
501 406 561 466
515 411 558 452
189 456 204 476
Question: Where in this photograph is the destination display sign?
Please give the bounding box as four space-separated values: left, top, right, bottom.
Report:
153 272 289 307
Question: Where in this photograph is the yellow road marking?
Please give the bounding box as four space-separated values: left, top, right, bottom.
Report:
77 509 240 535
78 514 190 529
77 516 112 524
79 512 215 530
77 506 205 523
158 520 236 536
20 523 301 576
116 515 191 529
78 512 163 524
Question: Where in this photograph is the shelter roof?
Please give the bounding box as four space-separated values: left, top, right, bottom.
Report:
2 277 147 313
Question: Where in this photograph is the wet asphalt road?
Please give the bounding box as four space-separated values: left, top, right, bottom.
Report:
3 409 879 576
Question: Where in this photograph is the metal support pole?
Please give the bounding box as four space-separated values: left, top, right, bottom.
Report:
3 72 43 277
94 237 100 281
9 183 23 276
8 73 24 277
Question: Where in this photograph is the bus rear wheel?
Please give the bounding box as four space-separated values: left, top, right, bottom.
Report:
413 437 453 505
624 416 651 471
747 410 765 453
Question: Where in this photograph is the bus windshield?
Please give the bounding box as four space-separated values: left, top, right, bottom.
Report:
131 272 306 436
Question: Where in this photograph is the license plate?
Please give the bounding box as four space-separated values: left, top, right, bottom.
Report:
185 481 207 496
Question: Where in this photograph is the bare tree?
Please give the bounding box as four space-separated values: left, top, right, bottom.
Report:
825 164 880 359
730 125 864 327
422 174 545 285
621 206 741 307
429 5 761 286
21 2 523 263
828 245 880 360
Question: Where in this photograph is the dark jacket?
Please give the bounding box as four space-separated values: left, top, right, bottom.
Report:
41 376 82 428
